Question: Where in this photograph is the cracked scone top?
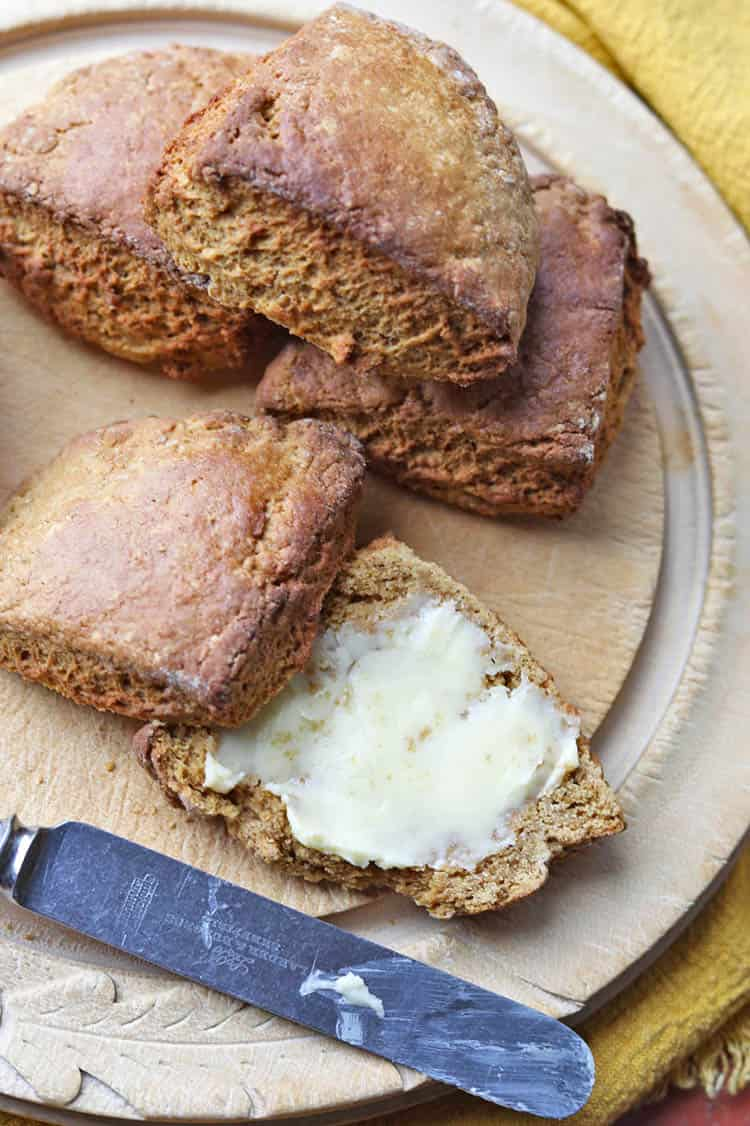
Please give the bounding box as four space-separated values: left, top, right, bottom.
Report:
146 5 539 385
0 46 266 378
0 412 365 726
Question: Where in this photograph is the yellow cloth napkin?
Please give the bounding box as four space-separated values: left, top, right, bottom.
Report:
514 0 750 231
0 5 747 1126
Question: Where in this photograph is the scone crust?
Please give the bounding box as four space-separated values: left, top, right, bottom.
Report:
0 412 365 725
147 5 539 380
135 536 624 918
258 175 651 516
0 46 262 378
0 46 251 264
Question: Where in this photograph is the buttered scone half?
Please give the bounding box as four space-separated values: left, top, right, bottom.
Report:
0 46 266 379
145 5 539 386
258 176 651 518
136 536 624 918
0 412 365 726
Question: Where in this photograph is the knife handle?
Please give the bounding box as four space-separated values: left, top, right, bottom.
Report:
0 815 39 895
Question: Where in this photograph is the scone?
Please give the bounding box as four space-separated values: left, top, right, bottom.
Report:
0 412 365 725
258 176 651 517
0 46 266 379
145 5 539 386
136 536 624 918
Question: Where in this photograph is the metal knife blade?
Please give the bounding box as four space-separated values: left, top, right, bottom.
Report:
0 816 593 1117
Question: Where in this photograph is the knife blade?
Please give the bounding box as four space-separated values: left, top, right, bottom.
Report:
0 815 593 1117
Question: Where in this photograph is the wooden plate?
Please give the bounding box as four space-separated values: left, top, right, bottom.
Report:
0 2 747 1123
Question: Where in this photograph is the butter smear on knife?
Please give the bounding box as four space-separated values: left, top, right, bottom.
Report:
300 970 385 1017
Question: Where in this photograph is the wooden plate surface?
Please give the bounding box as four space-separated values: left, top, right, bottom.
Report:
0 2 747 1122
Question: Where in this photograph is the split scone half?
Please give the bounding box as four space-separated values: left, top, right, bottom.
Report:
0 46 266 379
258 176 651 517
0 412 365 726
145 5 539 386
136 537 624 918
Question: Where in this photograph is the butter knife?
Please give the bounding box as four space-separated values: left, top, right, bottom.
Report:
0 815 594 1117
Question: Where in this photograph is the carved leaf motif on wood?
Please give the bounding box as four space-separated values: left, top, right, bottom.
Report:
0 951 406 1119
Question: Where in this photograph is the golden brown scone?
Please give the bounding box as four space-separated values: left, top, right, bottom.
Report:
258 176 651 517
0 412 365 726
0 46 267 379
145 5 539 386
135 536 624 918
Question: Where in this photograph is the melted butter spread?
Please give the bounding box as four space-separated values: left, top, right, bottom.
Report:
205 597 580 870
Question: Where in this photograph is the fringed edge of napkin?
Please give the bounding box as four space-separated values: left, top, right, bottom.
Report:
656 1002 750 1101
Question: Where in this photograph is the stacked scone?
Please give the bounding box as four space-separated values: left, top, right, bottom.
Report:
145 5 649 517
0 4 648 915
258 174 649 516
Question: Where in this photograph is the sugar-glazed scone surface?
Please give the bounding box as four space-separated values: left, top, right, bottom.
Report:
0 46 266 379
0 412 365 726
146 5 539 385
257 175 651 518
136 536 624 918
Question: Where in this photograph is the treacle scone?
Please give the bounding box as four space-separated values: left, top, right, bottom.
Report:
0 47 266 378
136 537 624 917
145 5 539 385
258 176 650 517
0 412 365 725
